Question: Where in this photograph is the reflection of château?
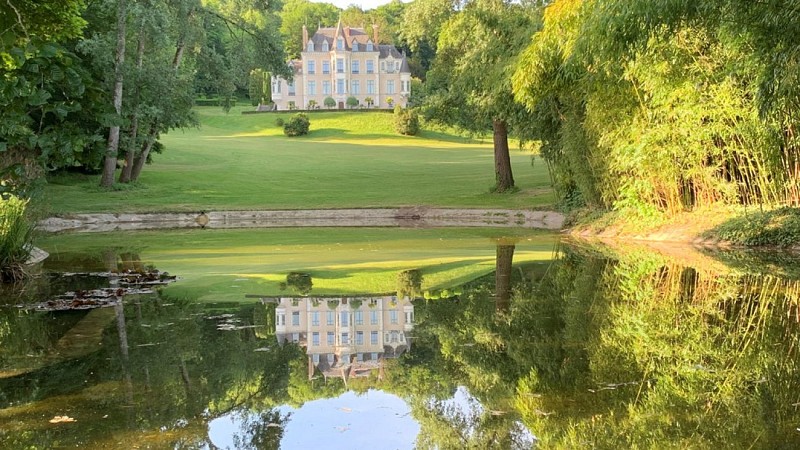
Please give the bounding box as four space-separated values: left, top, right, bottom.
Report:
272 295 414 381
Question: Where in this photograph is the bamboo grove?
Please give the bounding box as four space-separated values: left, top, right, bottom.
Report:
512 0 800 217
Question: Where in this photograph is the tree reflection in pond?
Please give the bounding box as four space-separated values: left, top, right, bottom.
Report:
2 242 800 448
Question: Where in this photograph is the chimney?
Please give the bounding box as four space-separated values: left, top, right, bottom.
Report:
302 24 308 50
372 23 379 43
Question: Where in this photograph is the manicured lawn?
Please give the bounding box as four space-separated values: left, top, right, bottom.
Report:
37 227 560 302
43 107 555 214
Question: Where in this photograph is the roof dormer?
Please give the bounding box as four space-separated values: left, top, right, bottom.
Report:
322 40 329 52
307 41 314 52
337 36 344 51
352 40 359 51
366 40 373 52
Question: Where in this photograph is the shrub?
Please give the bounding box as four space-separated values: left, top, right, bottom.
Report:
275 117 285 127
0 195 34 282
394 106 419 136
283 113 310 137
324 96 336 109
346 96 359 109
364 96 374 108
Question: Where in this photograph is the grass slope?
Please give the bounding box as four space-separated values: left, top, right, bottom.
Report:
37 227 559 302
44 108 554 214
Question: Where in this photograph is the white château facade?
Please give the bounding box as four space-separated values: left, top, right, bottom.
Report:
271 22 411 110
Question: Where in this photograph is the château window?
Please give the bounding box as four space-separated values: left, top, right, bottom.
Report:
366 60 374 74
386 80 395 95
307 41 314 52
351 60 359 74
366 40 373 51
322 60 330 74
307 60 315 74
336 58 344 73
322 40 329 51
352 41 359 51
337 37 344 50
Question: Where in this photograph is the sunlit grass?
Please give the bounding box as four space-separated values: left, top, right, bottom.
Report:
37 227 559 301
43 107 554 214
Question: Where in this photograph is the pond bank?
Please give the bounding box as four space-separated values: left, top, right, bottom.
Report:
39 208 565 232
567 206 800 250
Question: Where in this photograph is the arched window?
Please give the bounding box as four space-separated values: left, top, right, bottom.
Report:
307 41 314 52
352 41 359 51
322 40 329 52
337 37 344 50
366 40 373 51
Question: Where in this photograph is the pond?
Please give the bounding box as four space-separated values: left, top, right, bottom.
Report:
1 228 799 449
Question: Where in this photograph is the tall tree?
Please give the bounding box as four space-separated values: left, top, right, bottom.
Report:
424 0 542 192
99 0 129 187
512 0 800 215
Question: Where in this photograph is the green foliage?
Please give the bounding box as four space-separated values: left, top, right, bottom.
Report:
323 96 336 109
248 69 271 106
346 96 359 109
394 106 420 136
282 112 310 137
707 207 800 247
0 40 107 172
275 117 284 127
512 0 800 216
0 0 87 44
0 196 33 282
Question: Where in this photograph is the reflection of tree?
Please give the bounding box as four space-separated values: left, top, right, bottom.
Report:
512 247 800 448
0 289 300 448
232 409 291 450
286 272 312 295
397 269 424 299
414 391 534 450
494 245 515 315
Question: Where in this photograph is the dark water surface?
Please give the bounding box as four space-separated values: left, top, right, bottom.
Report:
2 229 800 449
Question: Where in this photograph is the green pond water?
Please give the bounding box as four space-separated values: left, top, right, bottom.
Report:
1 228 800 449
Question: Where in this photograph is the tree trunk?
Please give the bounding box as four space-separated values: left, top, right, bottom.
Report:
492 119 514 193
130 25 188 182
130 125 156 182
119 31 146 184
100 0 128 188
494 244 515 315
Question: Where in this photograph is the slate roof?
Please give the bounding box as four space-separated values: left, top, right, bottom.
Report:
305 22 410 74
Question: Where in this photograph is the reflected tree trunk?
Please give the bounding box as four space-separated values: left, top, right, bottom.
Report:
115 302 134 406
495 244 515 315
102 250 119 272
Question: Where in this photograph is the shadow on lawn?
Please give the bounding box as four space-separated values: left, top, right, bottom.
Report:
304 127 487 145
